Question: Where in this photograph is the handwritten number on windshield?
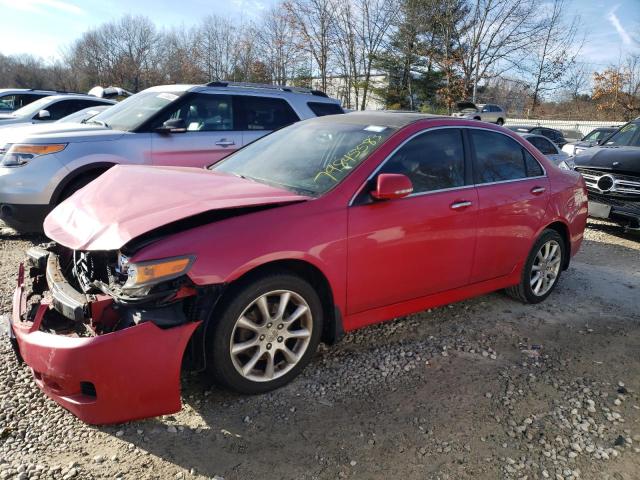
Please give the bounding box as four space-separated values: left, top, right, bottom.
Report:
313 135 383 183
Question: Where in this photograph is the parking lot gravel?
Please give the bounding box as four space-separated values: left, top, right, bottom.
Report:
0 219 638 480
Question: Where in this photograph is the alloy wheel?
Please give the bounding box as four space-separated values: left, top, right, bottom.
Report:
530 240 562 296
229 290 313 382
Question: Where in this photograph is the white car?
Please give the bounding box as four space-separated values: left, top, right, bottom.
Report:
519 133 569 165
452 102 506 125
0 88 64 113
0 95 115 127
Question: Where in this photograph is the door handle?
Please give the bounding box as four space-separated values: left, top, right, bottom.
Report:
531 186 546 195
450 200 472 210
215 139 235 147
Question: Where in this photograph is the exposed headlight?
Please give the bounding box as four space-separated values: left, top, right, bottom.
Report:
0 143 67 167
558 158 576 170
121 255 195 295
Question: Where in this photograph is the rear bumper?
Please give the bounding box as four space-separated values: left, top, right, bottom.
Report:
9 263 200 425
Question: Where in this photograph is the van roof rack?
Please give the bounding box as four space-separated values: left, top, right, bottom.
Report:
205 81 328 98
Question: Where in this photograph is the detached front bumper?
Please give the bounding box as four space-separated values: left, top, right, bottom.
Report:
9 260 200 425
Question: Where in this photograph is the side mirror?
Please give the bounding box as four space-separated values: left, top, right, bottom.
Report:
371 173 413 201
37 109 50 120
156 118 187 134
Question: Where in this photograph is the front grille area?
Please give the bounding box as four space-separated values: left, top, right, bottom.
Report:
575 168 640 199
589 192 640 214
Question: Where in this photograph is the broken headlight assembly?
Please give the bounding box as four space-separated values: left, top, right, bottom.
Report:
0 143 67 167
119 254 196 297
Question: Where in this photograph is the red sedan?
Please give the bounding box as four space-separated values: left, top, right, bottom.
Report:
9 112 588 424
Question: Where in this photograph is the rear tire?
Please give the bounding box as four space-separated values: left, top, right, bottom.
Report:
506 229 565 304
206 272 323 394
497 118 504 126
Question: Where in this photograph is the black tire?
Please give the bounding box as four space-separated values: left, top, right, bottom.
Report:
57 172 102 204
206 272 323 394
506 229 565 304
496 118 504 126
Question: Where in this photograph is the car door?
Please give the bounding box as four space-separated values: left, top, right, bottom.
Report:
347 127 478 314
468 129 549 283
235 95 300 147
480 105 493 122
32 99 78 122
150 92 242 167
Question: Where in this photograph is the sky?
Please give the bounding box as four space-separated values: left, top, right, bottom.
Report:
0 0 638 70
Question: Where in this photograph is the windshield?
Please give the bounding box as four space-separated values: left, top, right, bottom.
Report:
583 129 613 142
58 106 110 124
603 123 640 147
212 120 396 195
11 97 52 118
89 90 183 131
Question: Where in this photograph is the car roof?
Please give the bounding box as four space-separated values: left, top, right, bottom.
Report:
40 94 117 103
519 133 549 141
143 83 340 103
326 111 443 128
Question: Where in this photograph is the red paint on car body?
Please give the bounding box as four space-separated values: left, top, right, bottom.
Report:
11 116 588 424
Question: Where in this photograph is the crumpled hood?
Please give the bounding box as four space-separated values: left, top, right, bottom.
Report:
44 165 311 251
0 123 124 145
573 146 640 175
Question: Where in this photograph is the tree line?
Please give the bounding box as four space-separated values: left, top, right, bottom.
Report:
1 0 639 120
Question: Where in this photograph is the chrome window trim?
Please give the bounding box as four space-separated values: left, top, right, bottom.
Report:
349 125 547 206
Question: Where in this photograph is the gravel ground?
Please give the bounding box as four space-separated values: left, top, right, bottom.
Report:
0 219 638 480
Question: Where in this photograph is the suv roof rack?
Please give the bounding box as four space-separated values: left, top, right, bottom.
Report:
205 81 328 98
28 88 85 95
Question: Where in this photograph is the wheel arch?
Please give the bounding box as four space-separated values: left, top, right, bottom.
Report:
542 220 571 270
218 259 344 346
50 162 116 205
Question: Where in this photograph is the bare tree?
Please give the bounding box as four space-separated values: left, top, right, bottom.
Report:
455 0 542 102
525 0 581 113
332 0 362 108
356 0 398 109
284 0 336 91
562 62 590 101
256 8 306 85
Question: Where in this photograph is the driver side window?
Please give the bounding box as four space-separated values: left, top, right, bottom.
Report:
378 129 465 194
163 93 234 131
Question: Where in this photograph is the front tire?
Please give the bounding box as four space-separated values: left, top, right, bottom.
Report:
496 118 504 125
207 272 323 394
506 229 565 304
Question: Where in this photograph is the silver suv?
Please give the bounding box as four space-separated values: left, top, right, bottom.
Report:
0 82 343 231
0 94 116 127
452 102 506 125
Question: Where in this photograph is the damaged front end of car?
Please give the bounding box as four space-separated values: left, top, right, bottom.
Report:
9 242 221 425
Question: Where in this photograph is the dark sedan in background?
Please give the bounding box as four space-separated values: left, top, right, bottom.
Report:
573 119 640 231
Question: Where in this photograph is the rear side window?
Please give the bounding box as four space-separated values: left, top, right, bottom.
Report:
236 96 299 131
524 151 544 177
529 137 556 155
307 102 344 117
470 130 527 183
379 128 465 194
